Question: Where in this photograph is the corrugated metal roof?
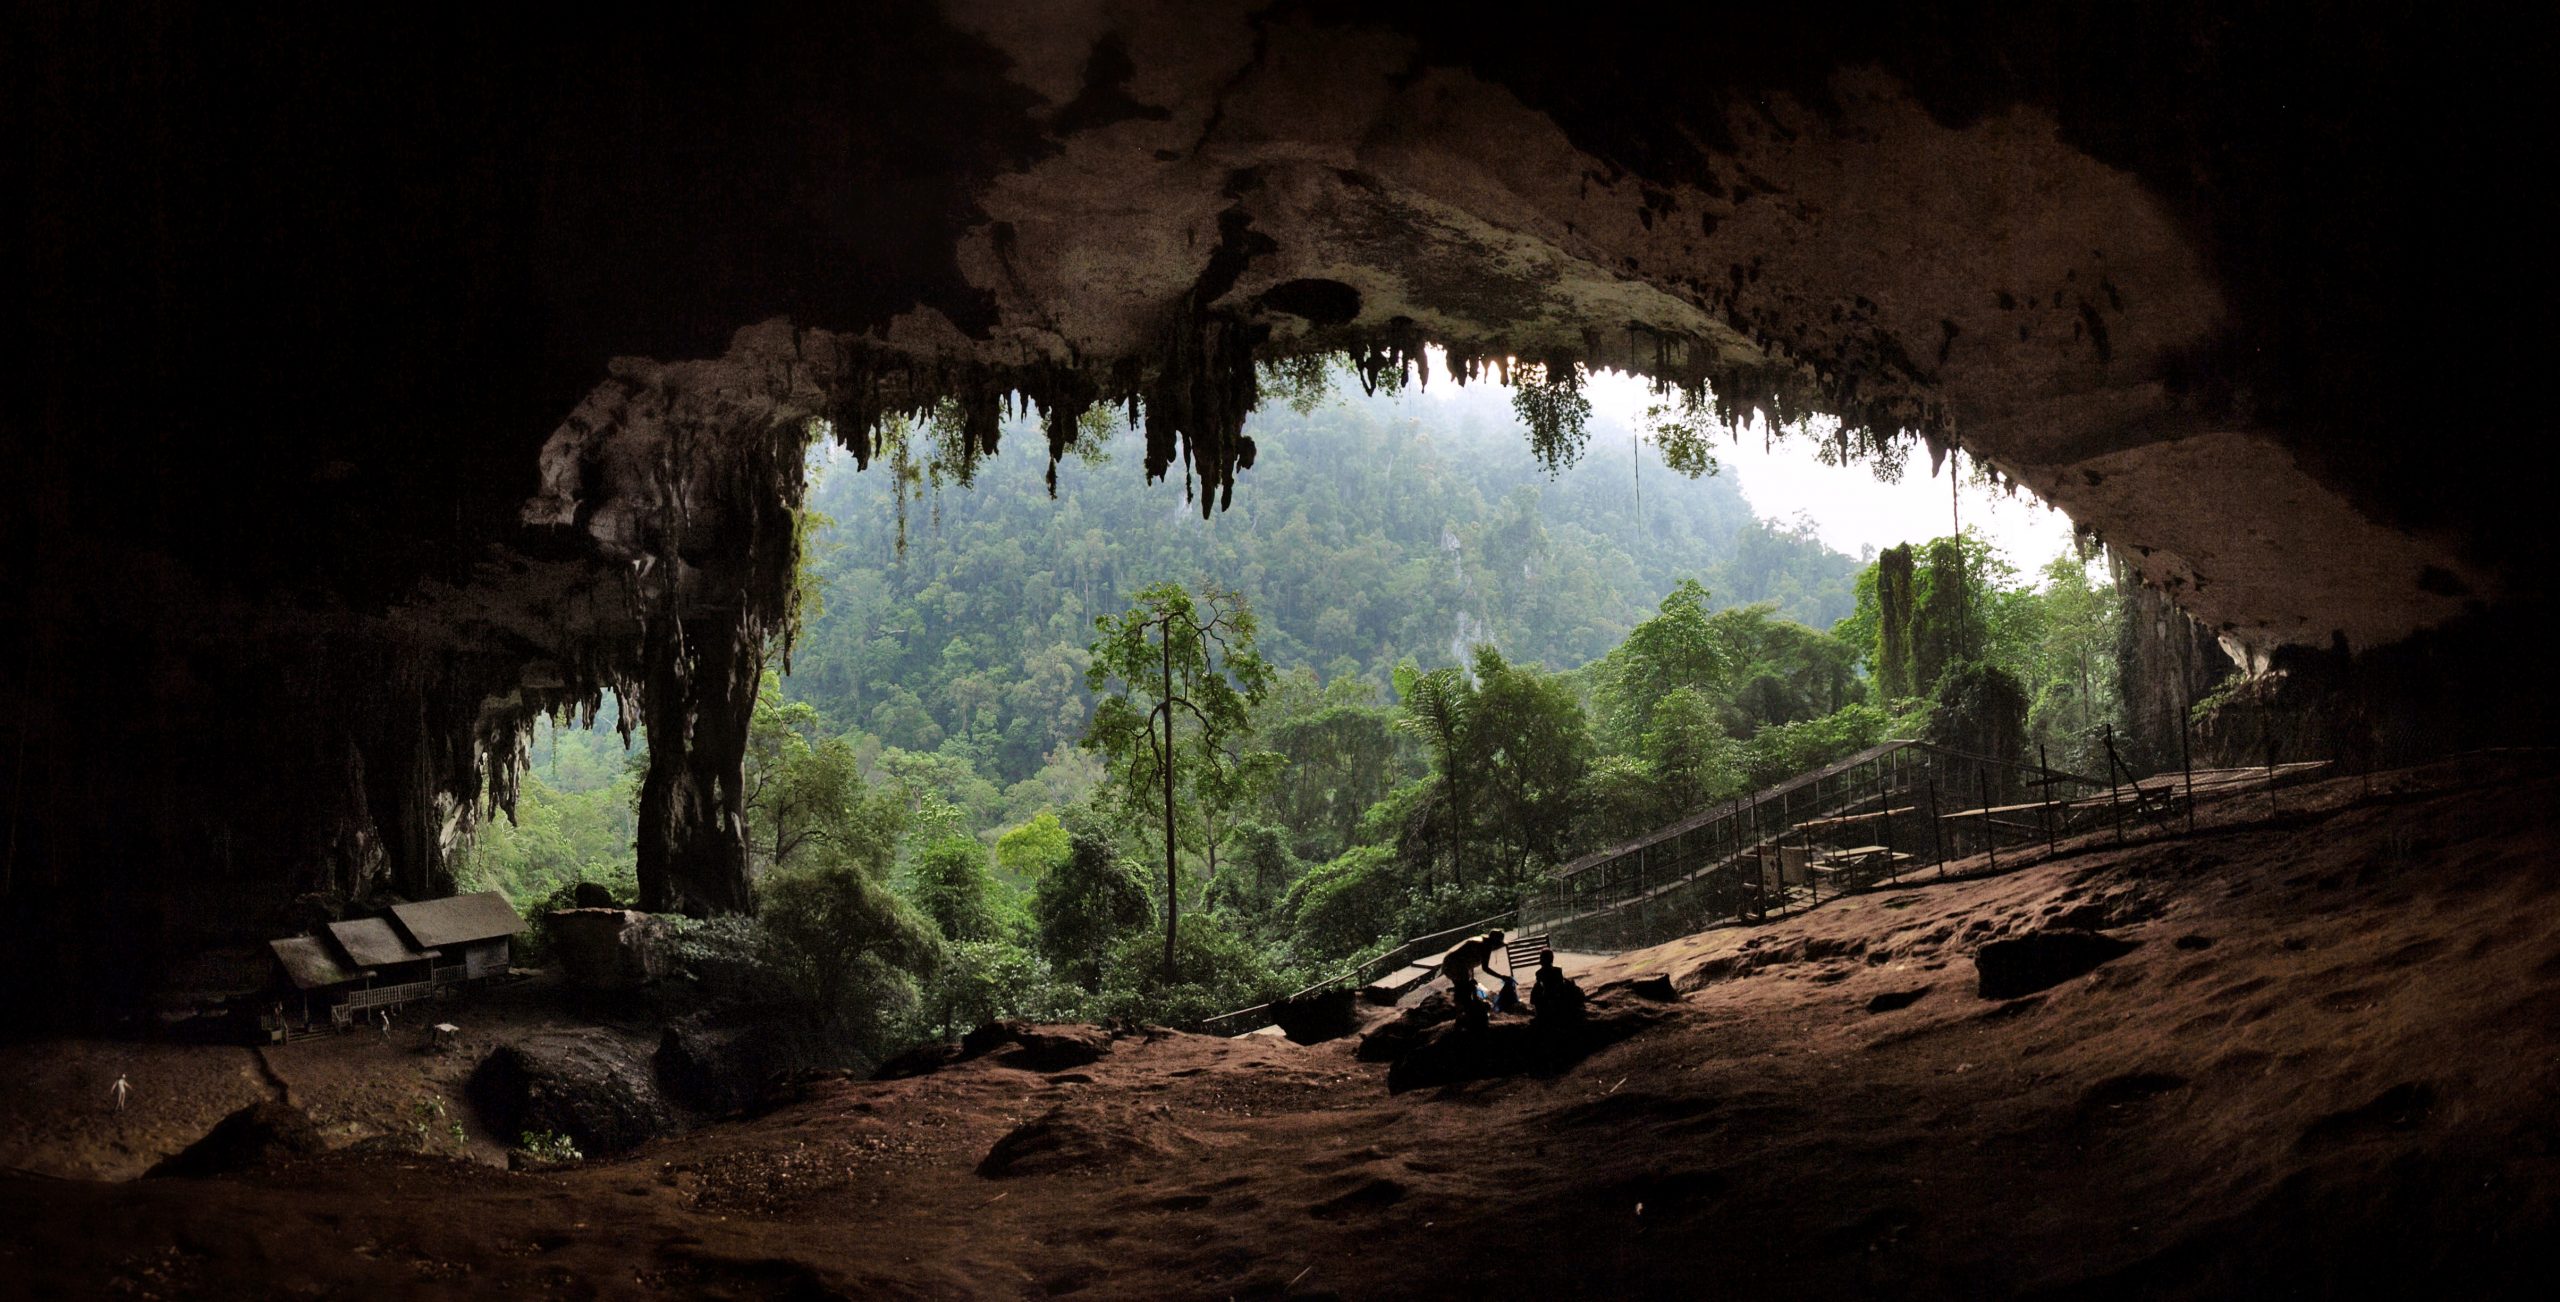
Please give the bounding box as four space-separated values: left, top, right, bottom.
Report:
269 937 370 990
387 890 524 949
327 917 438 968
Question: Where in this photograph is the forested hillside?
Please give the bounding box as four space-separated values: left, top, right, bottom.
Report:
782 379 1860 798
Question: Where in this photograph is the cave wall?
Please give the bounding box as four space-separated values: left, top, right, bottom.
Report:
8 1 2546 1023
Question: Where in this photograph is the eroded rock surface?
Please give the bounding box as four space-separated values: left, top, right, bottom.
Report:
1975 929 2141 1001
468 1031 675 1157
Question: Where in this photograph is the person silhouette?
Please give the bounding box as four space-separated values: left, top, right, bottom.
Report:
1530 951 1585 1022
110 1073 130 1112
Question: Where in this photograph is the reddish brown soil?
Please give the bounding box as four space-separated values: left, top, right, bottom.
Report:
4 760 2556 1299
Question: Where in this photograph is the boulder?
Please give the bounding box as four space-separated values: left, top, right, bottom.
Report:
468 1030 675 1157
875 1021 1115 1081
1598 974 1679 1002
965 1021 1112 1071
1267 987 1360 1045
545 908 672 991
1355 991 1457 1063
656 1002 827 1115
1385 997 1665 1094
1974 929 2140 1000
146 1101 325 1179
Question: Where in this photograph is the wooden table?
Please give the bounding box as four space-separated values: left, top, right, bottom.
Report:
1810 845 1910 894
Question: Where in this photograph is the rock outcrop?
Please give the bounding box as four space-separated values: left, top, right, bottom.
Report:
655 1003 829 1117
547 909 674 992
468 1031 676 1157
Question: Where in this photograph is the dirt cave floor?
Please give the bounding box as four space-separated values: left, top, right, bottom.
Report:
4 760 2558 1300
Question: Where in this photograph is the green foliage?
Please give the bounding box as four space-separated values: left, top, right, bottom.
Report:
1032 825 1155 990
453 715 640 910
408 1095 465 1153
1928 661 2032 768
1512 362 1594 473
1204 820 1301 934
782 382 1859 808
1094 911 1289 1028
1592 580 1731 750
2023 553 2122 774
918 940 1081 1040
743 671 903 876
755 861 941 1066
1841 533 2124 776
1739 703 1894 788
1461 646 1592 879
909 834 1002 943
1282 843 1405 963
1257 354 1335 415
993 810 1073 881
1641 389 1723 479
1642 685 1741 809
1870 544 1919 700
660 914 769 992
517 1130 583 1165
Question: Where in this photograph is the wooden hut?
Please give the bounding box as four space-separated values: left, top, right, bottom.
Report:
326 917 438 985
316 917 439 1023
386 890 523 984
266 935 371 1029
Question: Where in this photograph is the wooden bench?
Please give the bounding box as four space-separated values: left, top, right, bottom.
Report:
1503 934 1554 976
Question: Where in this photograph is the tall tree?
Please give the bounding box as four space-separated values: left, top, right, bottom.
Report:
1593 579 1731 751
1390 660 1478 886
1082 583 1274 981
1462 646 1593 879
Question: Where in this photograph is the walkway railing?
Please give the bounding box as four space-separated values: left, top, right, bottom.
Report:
1518 740 2113 953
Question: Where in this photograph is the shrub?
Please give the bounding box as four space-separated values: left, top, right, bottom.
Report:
517 1130 583 1165
756 862 941 1068
1094 912 1288 1028
916 940 1083 1040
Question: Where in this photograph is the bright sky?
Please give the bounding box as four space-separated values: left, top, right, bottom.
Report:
1418 353 2081 570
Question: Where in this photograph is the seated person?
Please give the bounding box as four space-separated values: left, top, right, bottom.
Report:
1493 971 1524 1014
1450 976 1492 1033
1530 950 1585 1020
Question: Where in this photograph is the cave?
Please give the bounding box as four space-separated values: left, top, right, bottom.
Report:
6 3 2554 1293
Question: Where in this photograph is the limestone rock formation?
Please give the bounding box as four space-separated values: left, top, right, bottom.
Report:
547 908 674 992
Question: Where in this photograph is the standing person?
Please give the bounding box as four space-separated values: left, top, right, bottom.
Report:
378 1008 393 1042
1440 929 1506 1005
109 1073 130 1112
